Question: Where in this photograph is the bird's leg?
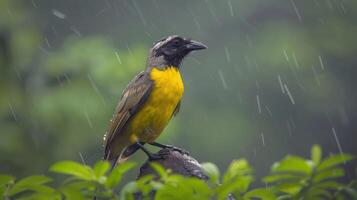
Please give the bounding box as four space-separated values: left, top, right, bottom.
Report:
149 142 189 155
136 141 163 160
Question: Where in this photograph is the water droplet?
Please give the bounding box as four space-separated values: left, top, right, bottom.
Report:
284 84 295 105
290 0 302 22
52 9 66 19
8 103 17 121
318 55 325 70
115 51 122 64
277 74 285 94
332 127 344 159
224 47 231 63
256 95 262 114
84 111 93 128
218 70 228 90
227 0 234 16
88 74 106 106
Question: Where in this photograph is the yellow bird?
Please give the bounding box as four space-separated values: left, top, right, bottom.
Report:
103 35 207 164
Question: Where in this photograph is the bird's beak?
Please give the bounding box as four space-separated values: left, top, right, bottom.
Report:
185 40 207 51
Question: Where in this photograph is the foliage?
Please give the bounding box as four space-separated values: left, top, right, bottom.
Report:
0 145 356 200
263 145 356 199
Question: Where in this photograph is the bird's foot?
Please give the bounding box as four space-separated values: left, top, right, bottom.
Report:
149 142 190 155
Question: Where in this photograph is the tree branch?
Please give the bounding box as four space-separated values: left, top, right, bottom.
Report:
135 148 235 200
137 148 208 180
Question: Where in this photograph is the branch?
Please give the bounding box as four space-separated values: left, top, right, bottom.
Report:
135 148 235 200
137 148 208 180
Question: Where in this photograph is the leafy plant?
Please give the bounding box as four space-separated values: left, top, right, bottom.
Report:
263 145 355 200
202 159 276 200
0 145 356 200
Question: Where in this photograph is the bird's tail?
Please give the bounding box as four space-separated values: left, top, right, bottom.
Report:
109 151 128 171
106 143 140 170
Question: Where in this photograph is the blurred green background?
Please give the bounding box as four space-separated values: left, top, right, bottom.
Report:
1 0 356 180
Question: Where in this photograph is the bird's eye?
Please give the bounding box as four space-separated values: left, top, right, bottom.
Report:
172 40 180 46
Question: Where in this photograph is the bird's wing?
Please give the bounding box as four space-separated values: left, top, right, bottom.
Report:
172 101 181 117
103 71 153 158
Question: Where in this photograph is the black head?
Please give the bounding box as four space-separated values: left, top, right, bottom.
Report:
147 35 207 69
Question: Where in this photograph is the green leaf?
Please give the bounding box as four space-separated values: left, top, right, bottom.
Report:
272 156 312 175
314 181 343 190
59 180 98 199
120 181 137 200
61 186 86 200
93 160 110 178
201 162 220 184
236 176 254 193
218 159 254 199
274 182 302 195
106 162 136 188
137 175 154 185
156 177 212 200
217 181 242 200
217 176 253 200
317 154 354 172
311 145 322 166
150 163 168 180
62 180 96 190
184 178 211 191
8 175 52 196
17 192 61 200
0 187 5 197
0 175 15 187
276 195 291 200
305 187 332 199
244 188 277 200
20 184 56 194
149 180 163 191
263 174 301 184
313 168 344 183
156 183 186 200
223 159 252 184
135 175 155 196
50 161 94 180
182 178 212 197
165 174 184 184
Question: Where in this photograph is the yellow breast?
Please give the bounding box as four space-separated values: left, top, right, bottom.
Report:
128 67 184 142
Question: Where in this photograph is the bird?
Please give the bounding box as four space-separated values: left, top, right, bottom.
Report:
103 35 207 165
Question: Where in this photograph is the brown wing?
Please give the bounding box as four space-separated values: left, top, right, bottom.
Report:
103 71 153 159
